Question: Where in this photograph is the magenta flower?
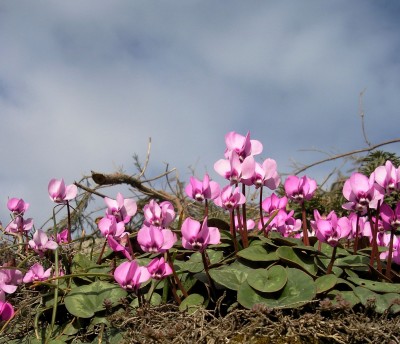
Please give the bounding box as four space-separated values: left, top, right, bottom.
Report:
98 215 126 239
48 178 77 203
262 193 288 215
347 213 371 240
114 261 151 291
0 300 14 321
143 200 175 228
55 228 69 244
7 197 29 215
23 263 52 283
310 210 335 236
315 213 351 247
242 158 280 190
107 234 132 260
147 257 173 280
224 131 263 161
372 160 400 195
185 173 220 202
28 230 58 257
104 192 137 223
5 216 33 234
284 175 317 203
234 216 255 231
214 185 246 211
181 217 220 251
137 225 177 253
380 202 400 231
214 151 255 185
0 268 23 294
342 172 384 213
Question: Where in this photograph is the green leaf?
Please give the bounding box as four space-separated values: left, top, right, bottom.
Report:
238 268 316 309
179 293 204 314
334 255 370 268
348 276 400 293
277 246 318 276
237 245 278 262
353 286 400 314
326 290 360 308
181 250 223 273
209 266 248 291
246 265 287 293
64 281 127 318
315 274 338 294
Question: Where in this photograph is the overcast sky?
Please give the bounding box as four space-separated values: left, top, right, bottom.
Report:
1 1 400 227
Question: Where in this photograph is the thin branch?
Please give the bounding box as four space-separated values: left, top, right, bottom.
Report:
359 88 371 147
294 138 400 175
91 171 184 215
137 137 152 179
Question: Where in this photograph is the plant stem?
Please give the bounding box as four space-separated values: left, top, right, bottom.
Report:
96 239 108 265
326 245 337 274
241 184 249 248
166 251 188 298
353 212 361 253
229 211 239 254
201 249 217 300
301 202 310 246
386 229 395 279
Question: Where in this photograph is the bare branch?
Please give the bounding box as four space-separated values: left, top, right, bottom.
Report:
359 88 371 147
137 137 152 179
294 138 400 175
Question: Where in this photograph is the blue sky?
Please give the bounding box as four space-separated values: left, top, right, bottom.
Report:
1 1 400 227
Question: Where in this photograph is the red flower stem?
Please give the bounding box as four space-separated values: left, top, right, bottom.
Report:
368 204 382 272
168 276 182 305
126 235 136 260
241 184 249 248
386 230 395 279
201 250 217 300
259 187 265 233
326 245 337 274
353 212 361 253
230 211 239 254
301 202 310 246
96 239 107 265
166 251 188 298
66 200 72 243
205 199 209 218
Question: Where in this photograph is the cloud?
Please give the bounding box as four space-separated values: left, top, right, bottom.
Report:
1 1 400 225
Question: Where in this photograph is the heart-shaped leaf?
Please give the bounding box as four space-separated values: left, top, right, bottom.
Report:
246 265 287 293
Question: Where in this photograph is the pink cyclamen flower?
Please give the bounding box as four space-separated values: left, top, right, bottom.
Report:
5 216 33 234
347 213 371 240
137 225 177 253
28 230 58 257
262 193 288 215
0 268 23 294
380 202 400 231
107 234 132 260
0 300 14 321
284 175 317 203
224 131 263 161
242 158 280 190
372 160 400 195
98 215 126 239
104 192 137 224
214 151 255 185
342 172 384 214
114 261 151 291
23 263 52 283
7 198 29 215
147 257 173 280
55 228 69 244
181 217 220 251
214 185 246 211
234 216 255 231
185 173 220 202
315 213 351 247
48 178 78 203
143 200 175 228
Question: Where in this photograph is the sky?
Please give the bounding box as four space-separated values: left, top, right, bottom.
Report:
1 1 400 228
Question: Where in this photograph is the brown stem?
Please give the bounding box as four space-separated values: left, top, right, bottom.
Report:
241 184 249 248
301 202 310 246
259 187 265 230
230 211 239 254
353 212 361 253
385 229 395 279
166 251 188 298
96 239 108 265
326 245 337 274
201 250 217 300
